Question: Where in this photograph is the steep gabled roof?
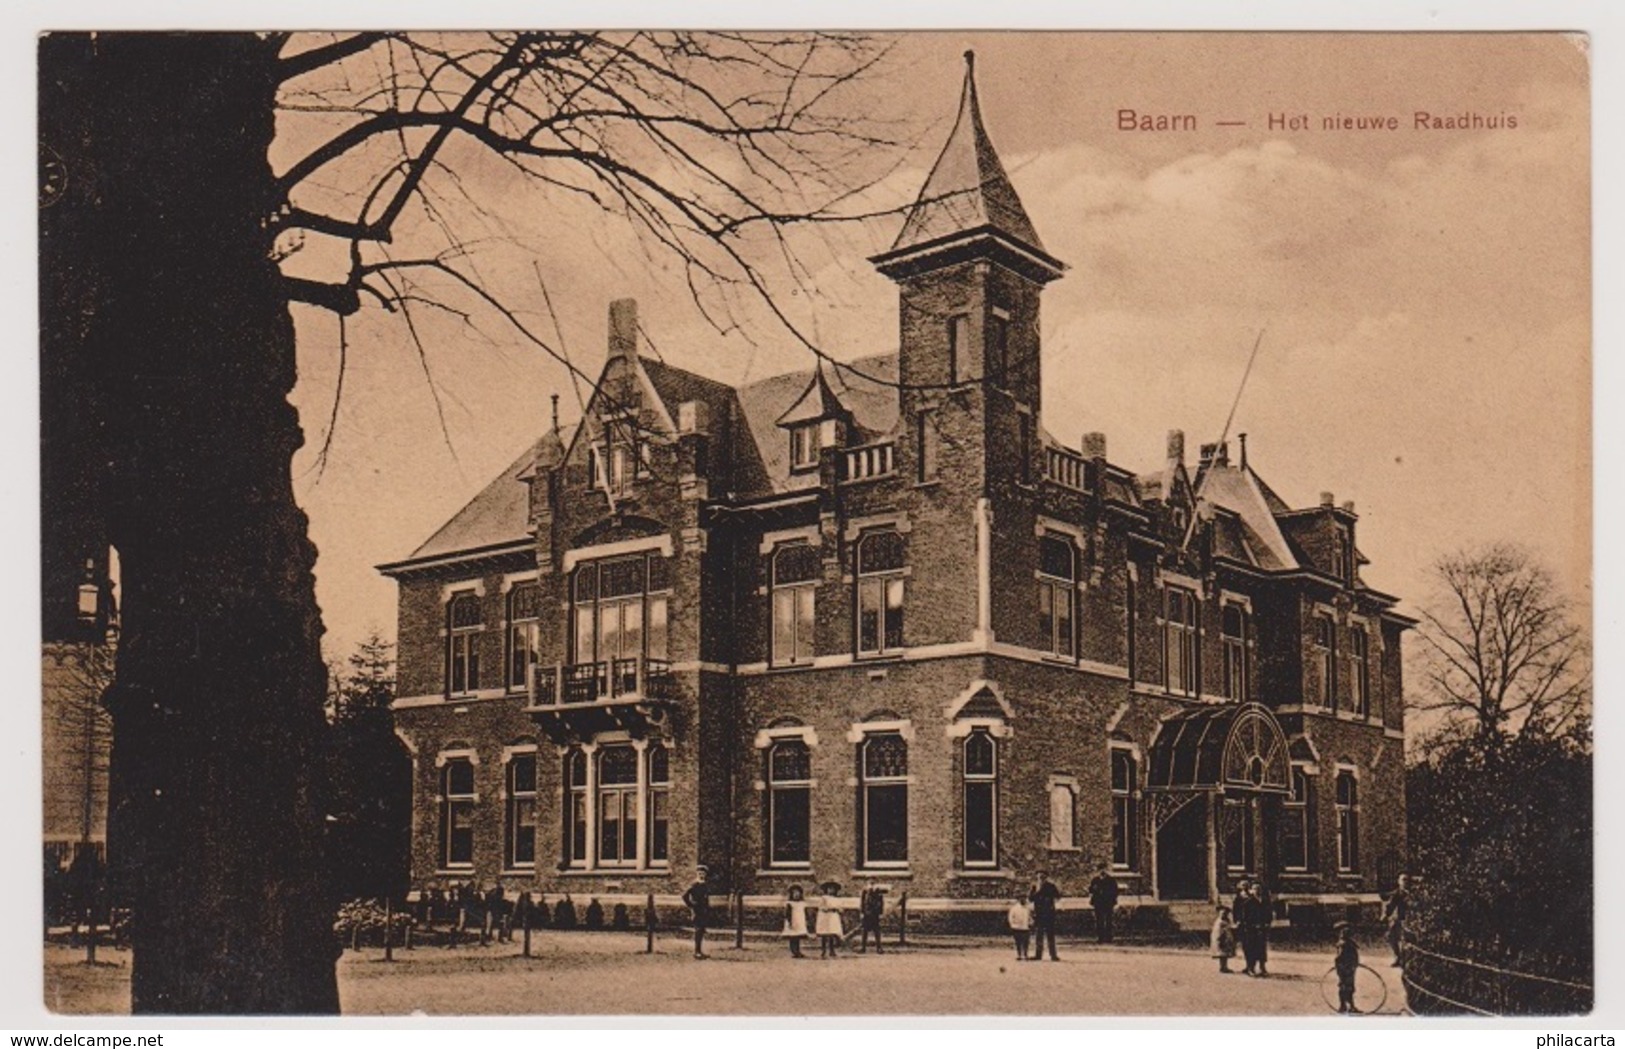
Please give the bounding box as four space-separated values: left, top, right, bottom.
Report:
395 434 568 565
887 52 1046 256
1194 461 1300 571
736 353 899 494
776 361 852 427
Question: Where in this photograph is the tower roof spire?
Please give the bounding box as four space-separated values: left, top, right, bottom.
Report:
871 51 1063 283
889 49 1046 255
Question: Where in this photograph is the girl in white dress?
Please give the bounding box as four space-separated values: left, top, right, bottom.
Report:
815 882 845 958
782 884 809 958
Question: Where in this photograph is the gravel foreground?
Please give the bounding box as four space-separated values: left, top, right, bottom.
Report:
43 932 1406 1017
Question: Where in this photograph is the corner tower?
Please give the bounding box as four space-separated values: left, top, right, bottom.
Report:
871 51 1064 492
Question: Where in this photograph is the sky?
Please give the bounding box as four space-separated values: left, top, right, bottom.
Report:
277 31 1591 663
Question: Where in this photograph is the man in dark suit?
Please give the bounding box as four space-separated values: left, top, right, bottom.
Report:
1029 871 1063 961
681 865 712 959
1087 867 1120 944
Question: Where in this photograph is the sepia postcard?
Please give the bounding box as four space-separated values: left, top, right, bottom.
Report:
33 28 1592 1021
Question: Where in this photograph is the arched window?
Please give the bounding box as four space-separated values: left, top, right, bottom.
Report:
504 750 537 869
1038 535 1076 658
771 544 819 666
962 730 997 867
1110 747 1139 870
447 592 482 695
767 739 812 867
1222 603 1249 700
859 732 908 867
438 756 476 869
856 531 906 657
507 583 542 691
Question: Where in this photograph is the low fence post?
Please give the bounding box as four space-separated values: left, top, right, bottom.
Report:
734 890 745 949
897 891 908 947
522 894 532 958
645 892 656 954
383 896 395 962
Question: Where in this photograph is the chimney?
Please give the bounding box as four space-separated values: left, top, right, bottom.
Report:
1081 431 1107 460
609 298 638 362
1199 441 1229 468
1320 491 1335 508
1238 433 1249 470
1341 500 1356 514
1166 429 1185 465
550 393 560 433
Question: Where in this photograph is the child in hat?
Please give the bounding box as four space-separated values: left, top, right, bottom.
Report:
782 884 809 958
1333 921 1360 1013
1211 904 1238 973
1007 896 1033 960
815 882 845 958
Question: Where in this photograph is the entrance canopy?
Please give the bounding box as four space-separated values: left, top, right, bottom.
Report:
1146 702 1290 794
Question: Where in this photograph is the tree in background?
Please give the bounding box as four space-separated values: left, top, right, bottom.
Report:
327 634 411 905
1410 543 1589 744
41 31 893 1012
1403 545 1592 1014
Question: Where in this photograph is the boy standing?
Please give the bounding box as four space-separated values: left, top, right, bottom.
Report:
1334 921 1360 1013
1007 897 1032 960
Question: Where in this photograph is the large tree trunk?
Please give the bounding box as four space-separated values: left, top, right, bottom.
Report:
44 33 340 1013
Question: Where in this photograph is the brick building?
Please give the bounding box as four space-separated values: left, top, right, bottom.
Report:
381 57 1411 926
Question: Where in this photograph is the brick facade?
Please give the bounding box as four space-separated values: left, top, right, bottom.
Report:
381 58 1410 922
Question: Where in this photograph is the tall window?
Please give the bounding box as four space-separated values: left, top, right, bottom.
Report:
856 531 905 657
790 424 820 471
566 750 588 867
962 730 997 867
438 757 476 869
988 312 1009 385
648 744 670 865
1280 767 1313 871
507 583 542 690
1314 614 1336 708
447 593 482 695
572 554 671 677
586 446 602 489
1038 535 1076 658
1336 770 1360 872
1164 587 1198 695
1110 748 1139 870
916 411 939 482
1048 779 1078 850
563 744 669 871
859 732 908 867
1223 796 1255 873
596 745 639 867
948 314 969 384
504 751 537 869
1350 625 1371 717
767 739 812 867
1222 603 1249 700
771 544 819 666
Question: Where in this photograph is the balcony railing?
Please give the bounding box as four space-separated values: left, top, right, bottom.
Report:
1045 446 1090 491
842 440 895 482
530 657 675 708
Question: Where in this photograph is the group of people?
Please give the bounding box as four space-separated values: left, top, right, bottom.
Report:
1004 870 1067 961
680 866 891 961
414 878 520 946
1209 878 1273 976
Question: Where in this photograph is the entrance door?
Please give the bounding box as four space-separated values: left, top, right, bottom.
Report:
1156 794 1208 899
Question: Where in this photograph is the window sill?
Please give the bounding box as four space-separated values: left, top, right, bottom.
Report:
555 868 672 878
851 868 912 879
854 653 905 665
1046 845 1082 853
435 867 476 876
951 868 1015 879
765 661 817 673
911 479 941 491
756 867 814 877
